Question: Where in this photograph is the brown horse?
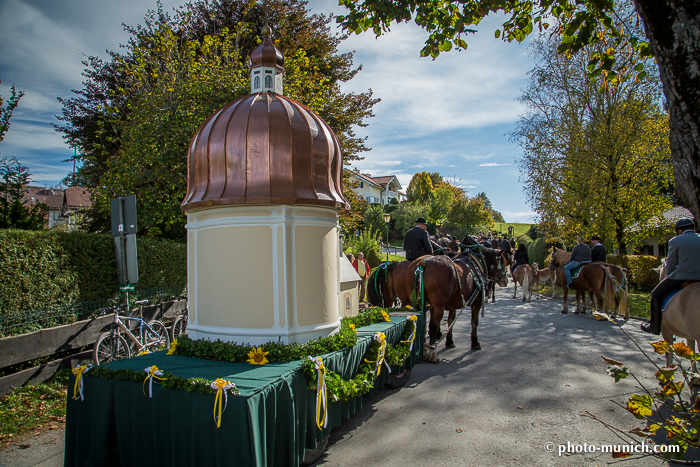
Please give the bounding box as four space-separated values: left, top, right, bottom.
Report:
657 262 700 370
368 243 510 362
512 264 533 302
549 249 626 316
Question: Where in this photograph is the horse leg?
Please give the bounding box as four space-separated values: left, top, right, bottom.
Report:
424 306 444 363
592 287 605 316
445 309 457 348
490 283 496 303
470 304 481 351
513 274 518 299
561 278 569 314
588 291 595 312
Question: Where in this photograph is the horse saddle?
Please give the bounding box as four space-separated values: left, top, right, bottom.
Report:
662 280 700 311
570 264 584 279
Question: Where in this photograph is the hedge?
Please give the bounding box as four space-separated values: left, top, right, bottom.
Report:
0 230 186 315
528 238 547 268
606 255 661 290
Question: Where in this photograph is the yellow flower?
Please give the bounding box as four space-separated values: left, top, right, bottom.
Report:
247 346 270 365
381 311 391 322
167 339 178 355
348 323 357 333
137 349 150 356
408 315 418 322
405 305 412 310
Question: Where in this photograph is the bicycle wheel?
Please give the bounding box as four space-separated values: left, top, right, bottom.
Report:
170 314 187 341
145 320 170 351
93 332 130 365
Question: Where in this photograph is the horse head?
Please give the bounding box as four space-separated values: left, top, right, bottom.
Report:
549 249 560 270
484 248 509 287
367 261 397 307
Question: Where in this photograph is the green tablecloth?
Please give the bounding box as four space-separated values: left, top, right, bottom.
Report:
65 313 423 467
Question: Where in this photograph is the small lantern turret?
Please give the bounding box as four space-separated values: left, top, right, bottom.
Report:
249 26 285 95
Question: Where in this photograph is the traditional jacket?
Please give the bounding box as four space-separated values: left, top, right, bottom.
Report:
666 230 700 280
403 226 433 261
513 248 529 266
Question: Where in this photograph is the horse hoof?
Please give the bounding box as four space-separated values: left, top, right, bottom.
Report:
445 342 456 349
561 310 567 314
471 343 481 351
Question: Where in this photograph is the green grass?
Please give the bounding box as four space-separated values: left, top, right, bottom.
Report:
627 291 650 318
493 223 533 237
0 369 68 443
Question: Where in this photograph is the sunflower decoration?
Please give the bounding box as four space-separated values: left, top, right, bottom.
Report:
247 346 270 365
166 339 178 355
381 310 391 322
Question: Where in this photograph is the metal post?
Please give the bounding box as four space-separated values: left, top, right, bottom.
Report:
118 197 129 312
386 223 390 262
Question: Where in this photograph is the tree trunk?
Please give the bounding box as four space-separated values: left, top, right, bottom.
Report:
634 0 700 221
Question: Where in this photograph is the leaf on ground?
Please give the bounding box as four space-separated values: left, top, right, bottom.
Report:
601 355 624 366
612 451 632 458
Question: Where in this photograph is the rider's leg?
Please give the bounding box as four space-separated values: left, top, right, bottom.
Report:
564 261 582 286
642 277 685 334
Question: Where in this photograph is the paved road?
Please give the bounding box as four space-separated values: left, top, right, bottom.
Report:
316 287 680 466
1 286 685 466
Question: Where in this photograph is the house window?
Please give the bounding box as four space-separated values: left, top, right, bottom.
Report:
254 76 261 89
265 75 272 88
359 182 363 188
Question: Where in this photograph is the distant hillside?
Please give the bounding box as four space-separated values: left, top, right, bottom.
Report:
492 222 533 237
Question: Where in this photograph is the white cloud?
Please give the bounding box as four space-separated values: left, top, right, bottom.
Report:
479 162 511 167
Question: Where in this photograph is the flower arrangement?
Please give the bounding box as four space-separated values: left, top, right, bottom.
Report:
247 347 270 365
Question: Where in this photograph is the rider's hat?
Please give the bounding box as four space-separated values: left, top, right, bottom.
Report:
674 218 695 231
590 235 600 240
415 217 428 225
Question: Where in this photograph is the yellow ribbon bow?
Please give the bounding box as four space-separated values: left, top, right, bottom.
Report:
143 365 166 398
72 364 92 401
365 332 391 376
308 356 328 430
211 378 235 428
401 315 418 351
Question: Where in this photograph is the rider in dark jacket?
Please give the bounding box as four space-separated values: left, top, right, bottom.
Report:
403 217 433 261
591 235 606 262
642 218 700 334
510 243 529 275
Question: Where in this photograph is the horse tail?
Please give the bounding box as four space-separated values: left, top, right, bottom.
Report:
618 268 629 317
522 266 530 302
368 263 387 307
603 265 616 314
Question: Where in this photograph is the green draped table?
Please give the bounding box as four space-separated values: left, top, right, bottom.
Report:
65 313 424 467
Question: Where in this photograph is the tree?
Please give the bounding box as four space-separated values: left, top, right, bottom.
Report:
362 204 386 237
336 0 700 222
406 171 435 203
0 81 24 145
390 202 430 237
0 158 47 230
56 0 378 240
515 35 673 251
475 192 504 224
444 195 493 238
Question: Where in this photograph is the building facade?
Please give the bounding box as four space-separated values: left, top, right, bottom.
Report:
347 170 404 205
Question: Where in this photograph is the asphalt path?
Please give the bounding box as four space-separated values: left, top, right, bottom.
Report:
315 286 681 467
0 286 686 467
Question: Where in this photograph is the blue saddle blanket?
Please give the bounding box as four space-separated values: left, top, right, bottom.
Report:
662 289 683 312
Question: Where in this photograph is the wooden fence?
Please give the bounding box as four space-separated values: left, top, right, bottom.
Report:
0 299 187 396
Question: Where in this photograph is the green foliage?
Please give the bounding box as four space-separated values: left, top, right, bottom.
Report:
0 230 185 315
363 204 386 237
364 248 383 269
89 366 241 395
606 255 661 290
0 83 24 145
528 237 547 266
57 0 378 241
492 223 533 238
0 158 48 230
340 177 369 238
344 228 381 261
406 172 435 204
444 195 493 238
390 203 429 238
595 336 700 461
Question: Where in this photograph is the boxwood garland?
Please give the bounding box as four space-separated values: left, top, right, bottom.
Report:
86 307 418 402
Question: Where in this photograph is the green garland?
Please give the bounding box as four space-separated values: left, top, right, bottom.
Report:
88 366 240 395
87 307 419 402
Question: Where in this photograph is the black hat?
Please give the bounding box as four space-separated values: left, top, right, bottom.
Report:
415 217 428 224
675 218 695 230
591 235 600 240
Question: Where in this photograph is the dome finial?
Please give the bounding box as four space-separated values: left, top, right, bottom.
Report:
261 25 272 37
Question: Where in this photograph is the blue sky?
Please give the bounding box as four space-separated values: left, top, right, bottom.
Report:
0 0 536 222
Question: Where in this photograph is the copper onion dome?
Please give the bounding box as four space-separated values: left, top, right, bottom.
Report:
249 26 285 70
180 92 350 212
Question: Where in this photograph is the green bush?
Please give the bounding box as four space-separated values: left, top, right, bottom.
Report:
364 248 383 269
606 255 661 290
0 230 186 315
345 229 382 261
528 238 547 267
516 234 532 248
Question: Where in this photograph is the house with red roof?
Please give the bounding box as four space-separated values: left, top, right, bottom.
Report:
347 169 404 205
23 186 93 229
